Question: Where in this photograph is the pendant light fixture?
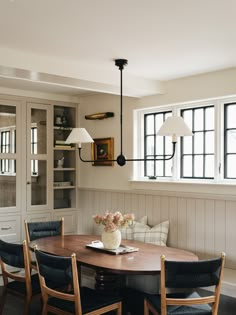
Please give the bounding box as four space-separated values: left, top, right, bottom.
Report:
65 59 192 166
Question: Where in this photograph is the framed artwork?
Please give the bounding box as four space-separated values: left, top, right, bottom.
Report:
92 137 114 166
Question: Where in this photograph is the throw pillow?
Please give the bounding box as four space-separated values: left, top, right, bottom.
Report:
120 215 148 240
133 220 169 246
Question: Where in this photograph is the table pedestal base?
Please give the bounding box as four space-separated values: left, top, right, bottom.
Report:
95 270 125 294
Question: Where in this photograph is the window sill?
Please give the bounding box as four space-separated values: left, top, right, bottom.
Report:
129 178 236 199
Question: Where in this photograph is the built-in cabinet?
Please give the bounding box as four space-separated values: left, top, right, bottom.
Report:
0 96 78 242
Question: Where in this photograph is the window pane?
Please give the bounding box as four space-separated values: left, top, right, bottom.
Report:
194 155 204 177
205 131 214 154
146 115 154 134
194 109 203 131
155 161 164 176
183 136 192 154
182 156 192 177
205 155 214 178
165 159 172 176
205 107 214 130
226 155 236 178
155 115 163 132
194 132 204 154
146 160 154 177
156 136 163 155
183 110 192 130
227 130 236 154
146 136 154 155
227 105 236 128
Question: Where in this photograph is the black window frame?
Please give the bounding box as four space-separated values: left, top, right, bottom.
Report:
144 111 172 178
180 105 215 179
224 102 236 179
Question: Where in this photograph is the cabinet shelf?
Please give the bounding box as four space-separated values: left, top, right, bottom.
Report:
53 126 73 131
53 185 76 190
53 168 75 171
53 147 75 151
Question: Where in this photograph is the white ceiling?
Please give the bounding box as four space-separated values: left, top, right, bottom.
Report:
0 0 236 97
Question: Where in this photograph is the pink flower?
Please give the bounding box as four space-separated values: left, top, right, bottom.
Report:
93 211 135 232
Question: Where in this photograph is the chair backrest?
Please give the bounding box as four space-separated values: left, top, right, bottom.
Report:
0 239 31 288
25 218 64 243
35 248 81 314
160 253 225 315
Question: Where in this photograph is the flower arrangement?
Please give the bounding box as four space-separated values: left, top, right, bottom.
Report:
93 211 135 232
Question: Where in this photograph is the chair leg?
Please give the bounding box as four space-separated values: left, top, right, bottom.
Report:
144 299 149 315
0 287 7 315
23 295 31 315
42 303 48 315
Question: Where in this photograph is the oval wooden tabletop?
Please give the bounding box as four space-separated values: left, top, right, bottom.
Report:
30 234 198 275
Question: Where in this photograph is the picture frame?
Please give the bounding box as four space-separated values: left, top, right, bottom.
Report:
92 137 114 166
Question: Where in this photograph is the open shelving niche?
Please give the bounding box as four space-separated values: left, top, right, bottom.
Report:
53 105 78 211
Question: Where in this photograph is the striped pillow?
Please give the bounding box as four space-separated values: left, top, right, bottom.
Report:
133 220 169 246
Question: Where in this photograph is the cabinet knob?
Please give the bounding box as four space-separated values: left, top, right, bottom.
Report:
27 181 31 185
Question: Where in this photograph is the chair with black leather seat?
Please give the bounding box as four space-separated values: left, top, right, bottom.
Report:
144 252 225 315
24 217 64 270
35 248 122 315
0 239 41 315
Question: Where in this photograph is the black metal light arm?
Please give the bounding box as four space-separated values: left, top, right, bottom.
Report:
78 141 176 166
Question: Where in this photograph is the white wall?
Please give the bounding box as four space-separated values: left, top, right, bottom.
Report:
78 93 138 190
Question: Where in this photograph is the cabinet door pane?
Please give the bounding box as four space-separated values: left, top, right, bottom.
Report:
31 160 47 205
31 108 47 154
0 105 16 208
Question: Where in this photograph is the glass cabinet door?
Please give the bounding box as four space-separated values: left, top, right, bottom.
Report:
26 103 52 211
0 103 17 209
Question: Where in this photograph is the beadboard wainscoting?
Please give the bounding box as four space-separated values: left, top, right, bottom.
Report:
78 187 236 297
78 187 236 269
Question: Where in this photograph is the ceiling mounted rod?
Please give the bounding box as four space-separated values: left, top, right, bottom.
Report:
65 59 192 167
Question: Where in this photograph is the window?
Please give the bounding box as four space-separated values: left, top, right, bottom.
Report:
137 96 236 183
224 103 236 179
144 111 172 177
181 106 214 179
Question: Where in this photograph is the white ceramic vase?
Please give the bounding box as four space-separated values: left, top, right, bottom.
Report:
101 229 121 250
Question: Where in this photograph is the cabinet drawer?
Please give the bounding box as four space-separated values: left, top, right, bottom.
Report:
0 215 21 242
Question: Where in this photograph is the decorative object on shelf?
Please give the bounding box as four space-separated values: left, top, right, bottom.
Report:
57 157 64 168
85 112 114 120
55 115 63 126
65 59 193 166
91 137 114 166
93 211 135 249
54 110 69 127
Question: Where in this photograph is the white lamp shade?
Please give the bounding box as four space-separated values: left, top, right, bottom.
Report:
65 128 94 145
157 116 192 141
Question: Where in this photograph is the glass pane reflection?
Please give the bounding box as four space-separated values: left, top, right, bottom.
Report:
31 160 47 205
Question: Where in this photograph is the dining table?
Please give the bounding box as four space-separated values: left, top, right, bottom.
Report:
29 234 198 291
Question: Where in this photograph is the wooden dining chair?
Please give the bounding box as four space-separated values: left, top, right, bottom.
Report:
24 217 64 270
0 239 41 315
35 248 122 315
144 252 226 315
